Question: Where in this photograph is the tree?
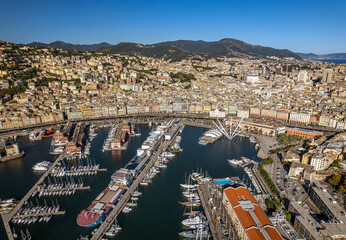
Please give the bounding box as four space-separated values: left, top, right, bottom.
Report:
329 174 342 187
285 210 292 221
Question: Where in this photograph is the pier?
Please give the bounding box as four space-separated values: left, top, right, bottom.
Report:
90 122 184 240
197 182 226 240
1 153 66 240
14 210 66 218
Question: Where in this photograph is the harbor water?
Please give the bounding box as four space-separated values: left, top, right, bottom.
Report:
0 125 259 240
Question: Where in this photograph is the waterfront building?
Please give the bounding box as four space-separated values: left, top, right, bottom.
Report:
260 109 277 119
289 112 311 124
222 186 282 240
286 128 322 139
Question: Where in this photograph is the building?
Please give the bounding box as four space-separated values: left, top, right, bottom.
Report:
297 70 308 83
286 128 322 139
322 68 333 83
245 73 259 84
289 202 325 240
209 109 226 118
289 112 311 124
223 186 282 240
310 153 331 171
310 181 346 224
301 152 313 164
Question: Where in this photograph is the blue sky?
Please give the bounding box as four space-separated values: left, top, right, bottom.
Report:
0 0 345 54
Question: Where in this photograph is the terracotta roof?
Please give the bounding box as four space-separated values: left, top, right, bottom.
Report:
247 228 267 240
264 226 283 239
224 186 256 207
224 186 283 240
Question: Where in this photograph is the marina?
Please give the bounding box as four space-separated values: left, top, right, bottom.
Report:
0 124 260 240
89 119 184 240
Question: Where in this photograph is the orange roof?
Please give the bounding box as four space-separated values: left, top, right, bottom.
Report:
224 186 256 207
224 186 283 240
247 228 267 240
264 226 283 240
234 206 256 229
253 205 272 226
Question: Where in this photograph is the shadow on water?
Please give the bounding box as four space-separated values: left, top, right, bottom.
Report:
0 125 258 240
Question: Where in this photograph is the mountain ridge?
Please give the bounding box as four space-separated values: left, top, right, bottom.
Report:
26 38 305 59
296 52 346 59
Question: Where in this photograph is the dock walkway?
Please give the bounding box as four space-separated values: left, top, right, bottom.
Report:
1 153 66 240
197 182 226 240
91 123 183 240
14 211 66 218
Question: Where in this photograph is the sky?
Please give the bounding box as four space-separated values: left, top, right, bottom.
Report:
0 0 345 54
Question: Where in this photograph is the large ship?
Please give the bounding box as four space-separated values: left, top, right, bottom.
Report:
76 168 133 227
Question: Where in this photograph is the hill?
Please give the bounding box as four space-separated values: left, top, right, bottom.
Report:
28 41 111 51
153 38 301 59
27 38 302 59
98 42 200 61
296 52 346 60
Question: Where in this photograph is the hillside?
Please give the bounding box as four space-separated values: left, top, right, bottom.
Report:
153 38 301 59
28 41 111 51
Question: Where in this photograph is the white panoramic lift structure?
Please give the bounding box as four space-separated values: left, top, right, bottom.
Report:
213 114 245 140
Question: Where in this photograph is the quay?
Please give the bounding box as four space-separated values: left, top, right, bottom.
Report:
197 180 240 240
1 153 66 240
252 165 271 195
197 182 226 240
14 210 66 218
90 122 184 240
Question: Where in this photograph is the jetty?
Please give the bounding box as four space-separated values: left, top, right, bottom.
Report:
90 122 184 240
14 210 65 218
197 182 226 240
1 153 66 240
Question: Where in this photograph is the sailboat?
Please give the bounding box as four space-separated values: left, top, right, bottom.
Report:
180 174 198 189
20 230 26 240
26 229 32 240
12 228 18 239
179 174 201 207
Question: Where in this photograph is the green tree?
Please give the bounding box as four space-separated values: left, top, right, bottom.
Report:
329 174 342 187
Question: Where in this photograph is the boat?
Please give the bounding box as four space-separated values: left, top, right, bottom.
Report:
76 169 133 227
249 136 257 143
179 201 201 207
180 184 198 189
182 213 206 228
105 221 122 236
132 190 142 197
42 128 54 138
198 136 210 145
179 225 209 238
32 161 51 171
122 206 132 213
161 151 175 158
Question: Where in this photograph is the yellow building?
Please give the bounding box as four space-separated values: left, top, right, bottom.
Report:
301 152 313 164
